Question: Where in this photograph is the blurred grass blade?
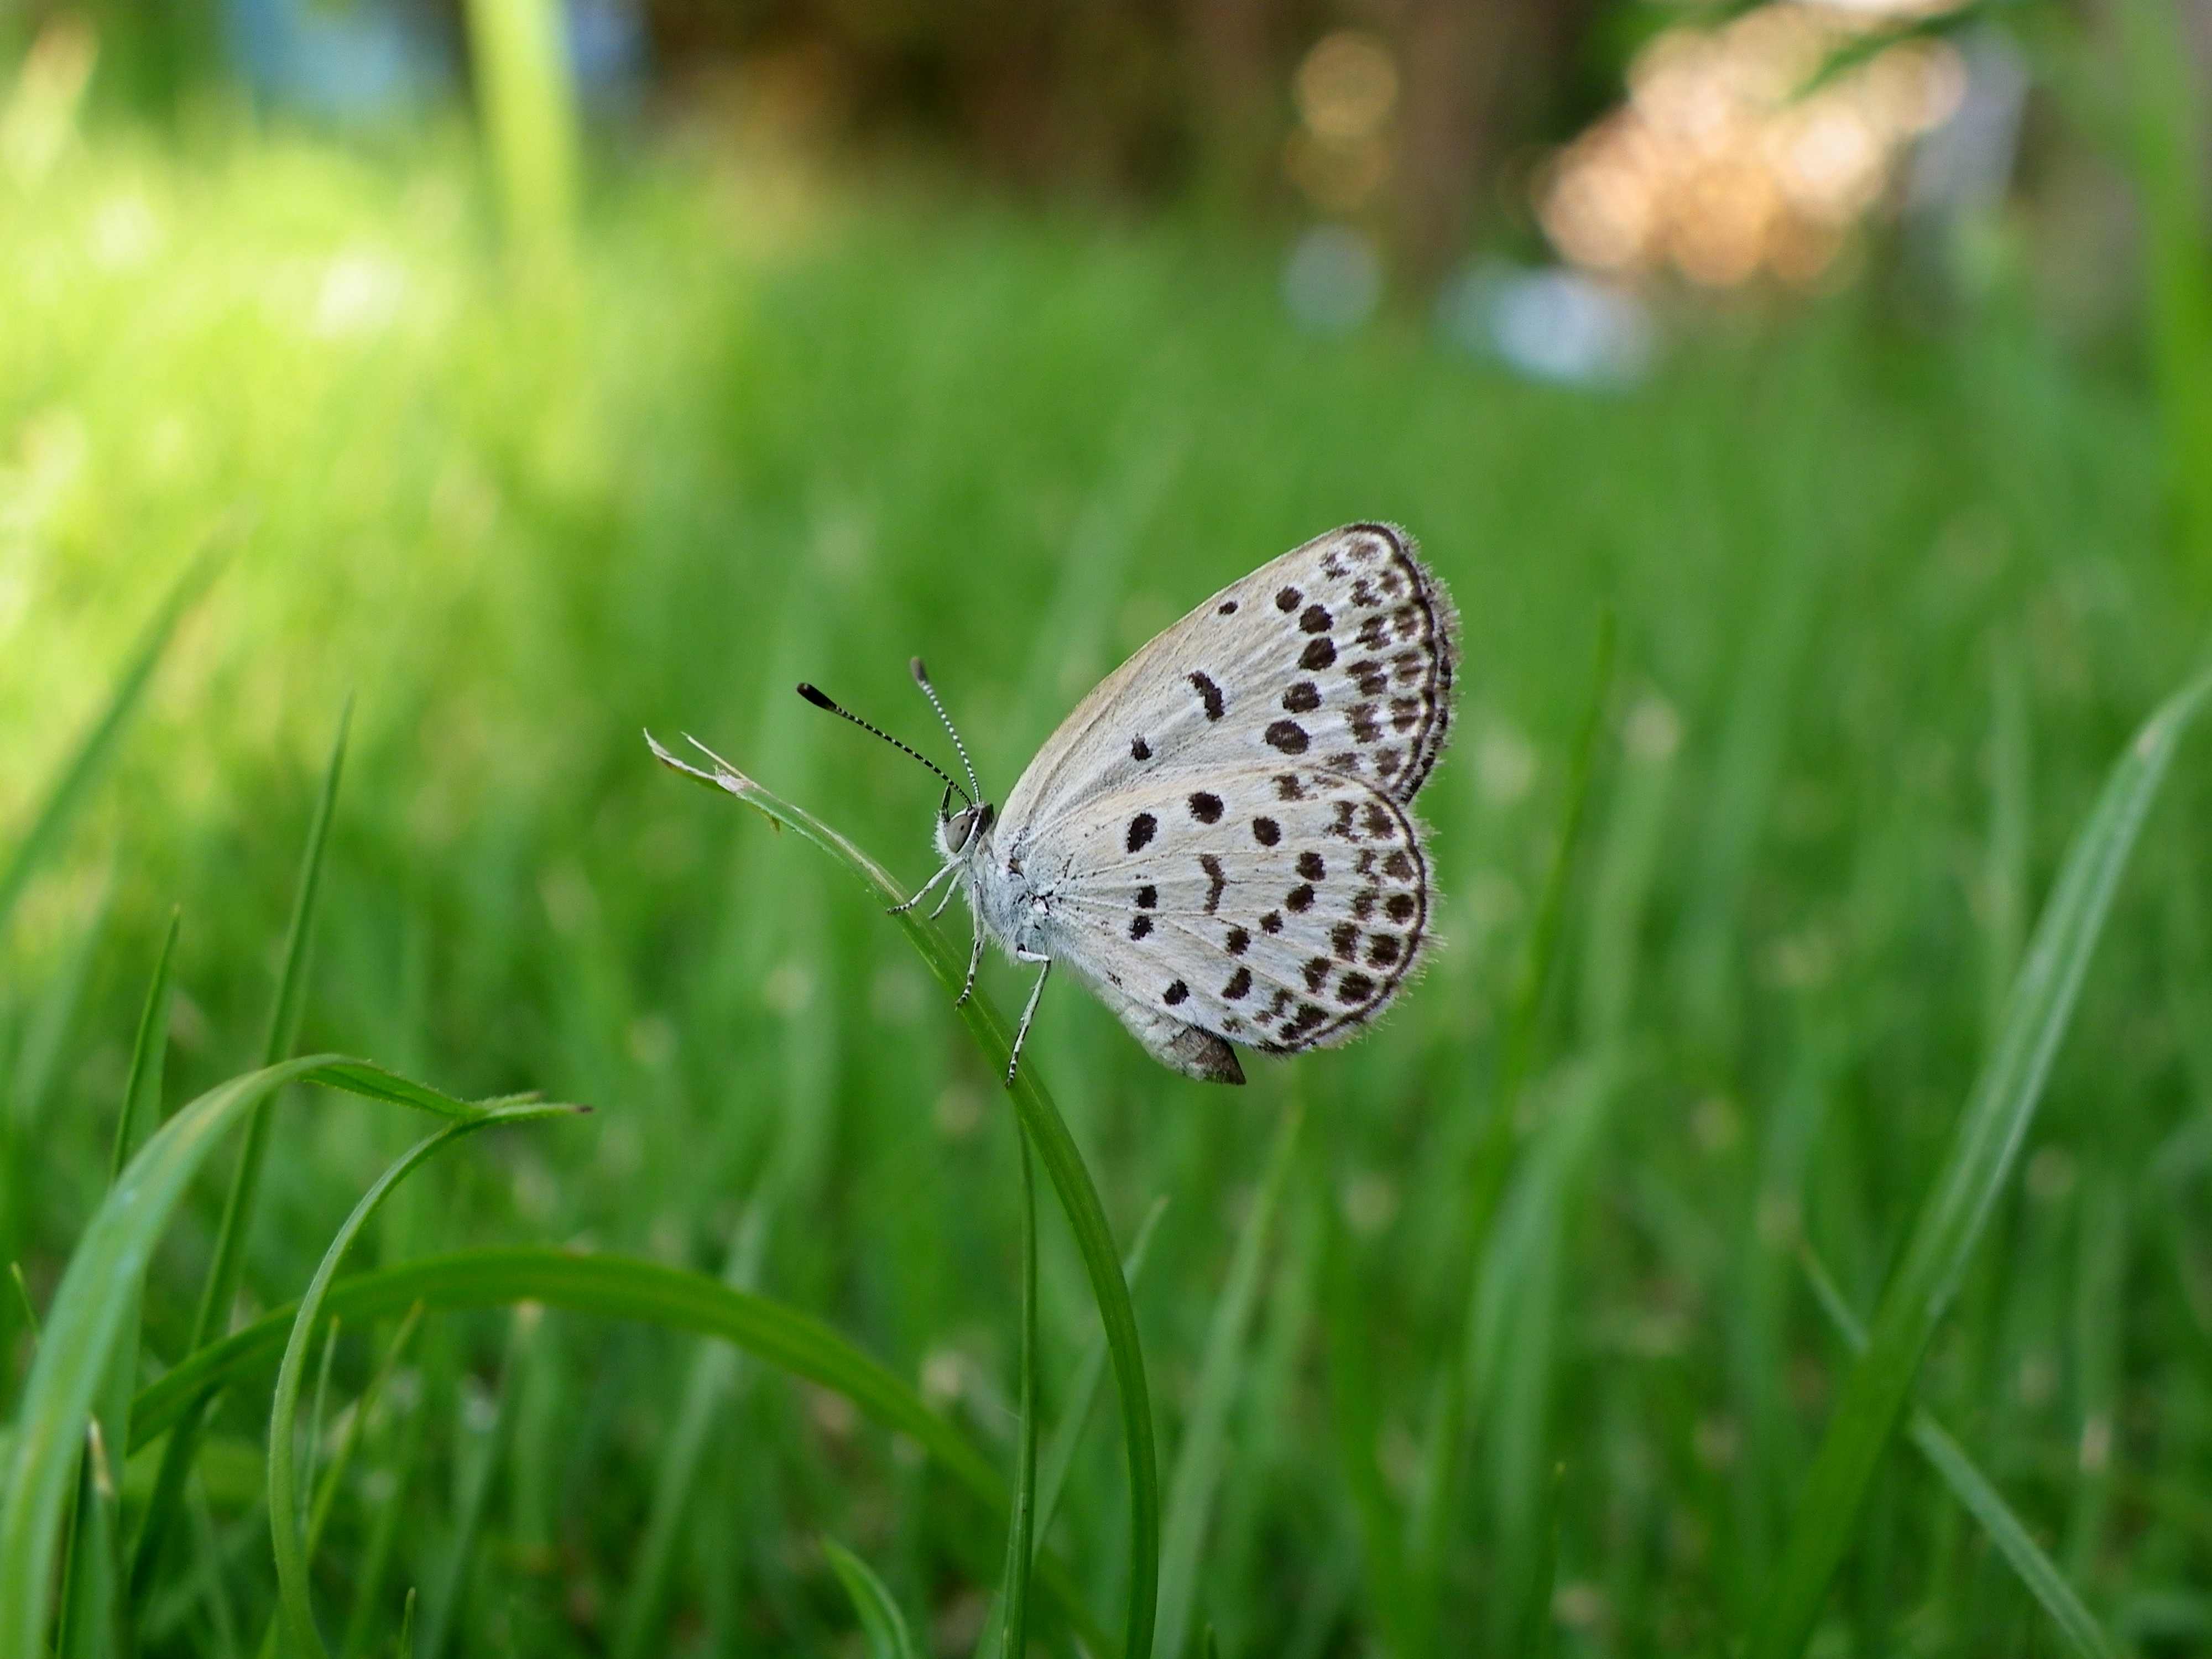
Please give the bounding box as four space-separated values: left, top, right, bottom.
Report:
977 1194 1171 1659
650 732 1157 1659
1750 665 2212 1659
0 549 218 942
135 700 351 1601
8 870 110 1132
824 1539 923 1659
1316 1151 1407 1657
1036 1194 1169 1541
0 1053 517 1658
2117 0 2212 575
1408 613 1611 1655
614 1207 770 1659
56 913 181 1659
1799 1248 2120 1659
989 1121 1041 1659
270 1105 578 1658
130 1245 1110 1656
419 1308 526 1659
463 0 580 257
1156 1104 1302 1659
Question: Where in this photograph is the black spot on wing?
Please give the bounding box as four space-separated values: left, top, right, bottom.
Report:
1188 671 1225 721
1265 721 1310 754
1126 813 1157 853
1187 791 1223 823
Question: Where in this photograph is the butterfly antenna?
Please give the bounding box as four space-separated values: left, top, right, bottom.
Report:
910 659 984 804
796 682 972 805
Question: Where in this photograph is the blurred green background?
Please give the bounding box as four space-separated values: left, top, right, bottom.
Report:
6 1 2212 1654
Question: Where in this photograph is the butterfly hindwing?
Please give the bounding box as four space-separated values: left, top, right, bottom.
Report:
1034 764 1432 1055
997 524 1458 844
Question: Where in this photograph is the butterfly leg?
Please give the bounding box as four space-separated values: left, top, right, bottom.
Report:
1005 951 1051 1086
955 914 985 1008
887 859 957 917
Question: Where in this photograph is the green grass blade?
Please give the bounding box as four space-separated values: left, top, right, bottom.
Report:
56 913 181 1659
824 1539 924 1659
306 1303 422 1559
1156 1104 1302 1659
1798 1249 2120 1659
2117 0 2212 576
129 1245 1112 1656
1315 1154 1407 1657
650 732 1157 1659
0 1053 512 1658
977 1194 1170 1659
1749 665 2212 1659
418 1307 525 1658
0 547 218 942
988 1120 1041 1659
1407 614 1612 1653
8 871 111 1133
269 1105 578 1657
111 909 179 1177
1035 1194 1169 1542
613 1208 770 1659
135 702 353 1605
201 700 353 1340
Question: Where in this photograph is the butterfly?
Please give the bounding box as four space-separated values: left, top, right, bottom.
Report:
800 523 1458 1086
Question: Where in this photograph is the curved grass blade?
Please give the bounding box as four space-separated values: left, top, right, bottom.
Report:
976 1194 1170 1659
824 1539 923 1659
1749 665 2212 1659
270 1104 578 1657
0 1053 507 1659
0 545 220 942
56 912 181 1659
135 701 352 1605
1156 1103 1302 1659
1798 1248 2119 1659
130 1246 1111 1657
649 731 1159 1659
1036 1194 1169 1541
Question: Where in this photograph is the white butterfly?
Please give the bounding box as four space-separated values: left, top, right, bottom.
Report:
802 523 1459 1086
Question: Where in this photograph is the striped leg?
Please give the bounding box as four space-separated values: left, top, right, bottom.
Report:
1006 952 1051 1086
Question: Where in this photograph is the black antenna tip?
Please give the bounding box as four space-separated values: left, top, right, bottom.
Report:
909 657 930 684
796 683 836 711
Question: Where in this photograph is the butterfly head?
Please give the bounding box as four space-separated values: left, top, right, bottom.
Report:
937 796 995 862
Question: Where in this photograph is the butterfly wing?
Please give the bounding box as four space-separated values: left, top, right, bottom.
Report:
1027 763 1433 1063
997 524 1458 851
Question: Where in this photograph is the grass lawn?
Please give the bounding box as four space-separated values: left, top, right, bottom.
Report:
5 112 2211 1656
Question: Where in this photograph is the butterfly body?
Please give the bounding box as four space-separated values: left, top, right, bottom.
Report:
891 523 1458 1086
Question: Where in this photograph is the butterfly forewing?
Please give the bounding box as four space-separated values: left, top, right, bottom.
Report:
998 524 1458 842
1033 764 1431 1053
